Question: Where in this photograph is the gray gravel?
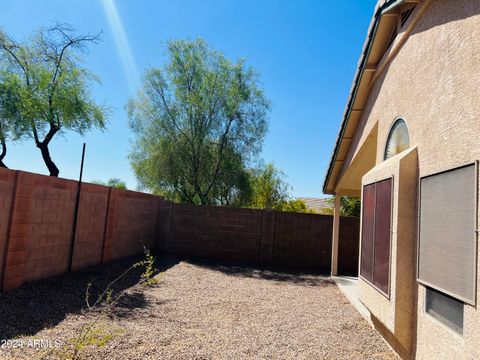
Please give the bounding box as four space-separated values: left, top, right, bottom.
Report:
0 256 397 360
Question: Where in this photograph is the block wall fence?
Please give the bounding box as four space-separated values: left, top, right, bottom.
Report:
0 168 161 291
156 201 360 273
0 167 360 292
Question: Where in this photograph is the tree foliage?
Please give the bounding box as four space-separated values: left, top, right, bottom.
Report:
248 163 314 213
322 196 361 217
91 178 127 190
280 198 315 213
0 23 107 175
248 163 288 209
128 39 269 205
0 72 23 167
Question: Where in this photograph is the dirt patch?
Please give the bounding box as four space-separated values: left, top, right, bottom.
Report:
0 256 397 359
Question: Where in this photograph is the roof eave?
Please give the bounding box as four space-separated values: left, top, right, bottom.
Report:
322 0 407 195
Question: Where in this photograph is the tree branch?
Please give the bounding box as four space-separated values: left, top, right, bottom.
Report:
203 115 235 199
0 33 31 85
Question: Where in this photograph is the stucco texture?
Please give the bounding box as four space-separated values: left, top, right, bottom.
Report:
360 148 418 359
341 0 480 359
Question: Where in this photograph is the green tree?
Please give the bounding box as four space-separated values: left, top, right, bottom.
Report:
91 178 127 190
128 39 269 205
248 163 289 209
280 198 316 213
247 163 314 213
322 196 361 217
0 72 23 168
0 23 107 176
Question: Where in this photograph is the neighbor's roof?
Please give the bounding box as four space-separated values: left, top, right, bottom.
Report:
322 0 421 194
298 197 332 213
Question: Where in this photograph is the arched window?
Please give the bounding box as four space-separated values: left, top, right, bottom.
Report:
384 118 410 160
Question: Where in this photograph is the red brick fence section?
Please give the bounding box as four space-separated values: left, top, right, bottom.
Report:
0 168 160 291
0 167 360 292
156 201 360 273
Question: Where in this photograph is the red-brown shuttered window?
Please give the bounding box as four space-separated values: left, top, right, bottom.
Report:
360 183 376 282
360 178 392 295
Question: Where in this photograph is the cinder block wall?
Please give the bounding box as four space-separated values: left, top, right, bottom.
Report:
167 204 263 263
0 166 360 292
0 168 161 292
156 201 360 272
102 189 159 262
0 170 17 289
72 183 109 271
4 171 78 290
338 217 361 276
272 212 333 271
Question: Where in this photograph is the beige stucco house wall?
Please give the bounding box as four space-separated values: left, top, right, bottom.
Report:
324 0 480 359
360 147 418 359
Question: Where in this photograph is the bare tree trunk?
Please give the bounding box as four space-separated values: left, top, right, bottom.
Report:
0 139 7 168
35 124 60 177
37 142 59 176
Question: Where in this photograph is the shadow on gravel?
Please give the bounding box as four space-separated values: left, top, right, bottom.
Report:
0 253 178 340
182 258 334 287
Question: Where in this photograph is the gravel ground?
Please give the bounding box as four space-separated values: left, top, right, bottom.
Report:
0 256 398 360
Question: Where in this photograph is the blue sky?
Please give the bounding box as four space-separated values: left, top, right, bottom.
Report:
0 0 376 197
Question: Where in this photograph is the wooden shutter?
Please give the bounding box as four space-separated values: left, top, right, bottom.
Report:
373 178 392 294
361 183 376 282
360 178 392 295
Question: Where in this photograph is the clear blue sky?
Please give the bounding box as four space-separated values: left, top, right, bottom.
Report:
1 0 376 197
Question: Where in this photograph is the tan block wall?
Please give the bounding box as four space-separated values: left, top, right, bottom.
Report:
7 172 77 288
71 183 109 271
0 169 162 292
0 169 16 287
95 189 160 263
0 166 361 292
343 1 480 359
106 190 159 261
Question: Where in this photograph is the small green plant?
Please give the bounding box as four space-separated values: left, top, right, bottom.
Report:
61 247 159 359
73 323 123 351
139 248 157 286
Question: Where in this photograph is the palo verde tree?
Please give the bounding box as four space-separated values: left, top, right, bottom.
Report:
248 163 314 213
0 71 23 168
128 39 270 205
0 24 107 176
248 163 289 209
91 177 127 190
